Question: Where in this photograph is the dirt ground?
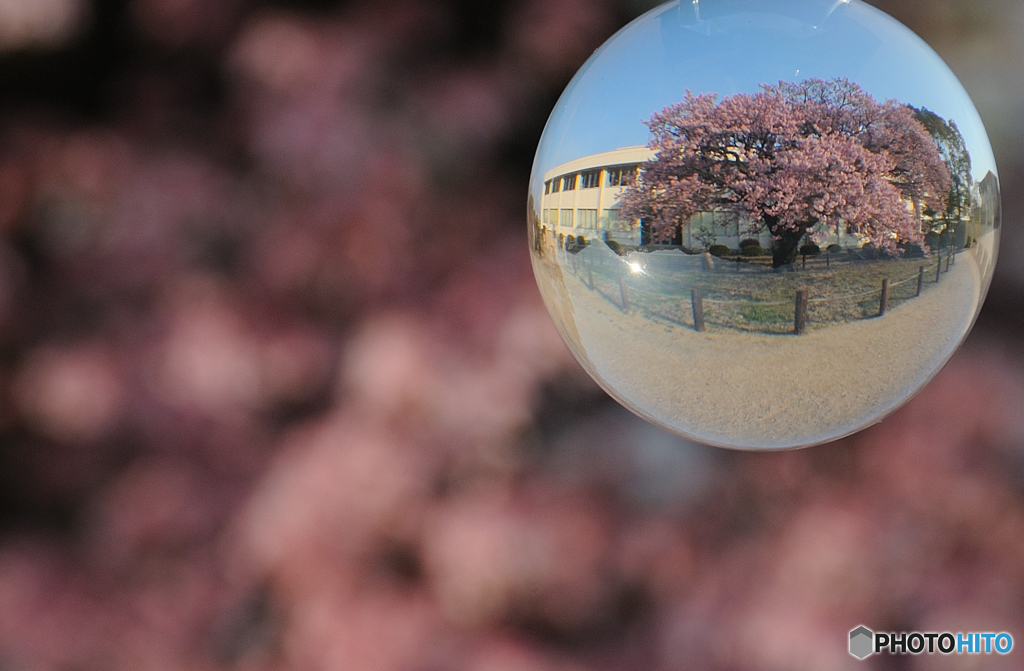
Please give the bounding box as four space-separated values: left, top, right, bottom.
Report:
536 244 983 449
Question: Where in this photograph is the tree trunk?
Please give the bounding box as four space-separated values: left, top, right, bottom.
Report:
770 222 806 269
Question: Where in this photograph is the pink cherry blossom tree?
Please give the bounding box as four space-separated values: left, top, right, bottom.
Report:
620 78 952 268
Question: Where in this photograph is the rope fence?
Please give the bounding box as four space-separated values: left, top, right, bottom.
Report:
562 248 956 335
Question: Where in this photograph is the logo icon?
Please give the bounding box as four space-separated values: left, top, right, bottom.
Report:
850 626 874 659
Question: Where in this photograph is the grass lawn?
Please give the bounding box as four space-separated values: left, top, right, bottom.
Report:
572 250 947 334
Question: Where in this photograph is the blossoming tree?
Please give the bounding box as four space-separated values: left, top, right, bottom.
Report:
620 78 952 267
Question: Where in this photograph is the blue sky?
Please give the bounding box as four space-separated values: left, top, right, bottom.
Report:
532 0 997 190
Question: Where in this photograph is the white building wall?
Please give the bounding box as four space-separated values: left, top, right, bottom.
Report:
540 146 653 246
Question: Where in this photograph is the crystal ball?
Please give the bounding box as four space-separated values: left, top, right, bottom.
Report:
528 0 1000 449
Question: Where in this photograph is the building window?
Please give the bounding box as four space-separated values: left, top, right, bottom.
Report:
561 174 577 191
551 178 561 193
579 170 601 189
560 209 574 227
542 209 549 224
549 209 559 225
544 181 552 195
603 208 621 230
577 209 597 228
607 165 638 187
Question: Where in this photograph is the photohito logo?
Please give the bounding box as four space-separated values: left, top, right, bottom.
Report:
849 625 1013 659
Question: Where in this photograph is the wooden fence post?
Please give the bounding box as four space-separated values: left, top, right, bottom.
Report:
879 278 890 316
794 289 808 335
916 265 924 297
935 255 942 282
618 277 630 312
691 289 706 332
950 248 956 266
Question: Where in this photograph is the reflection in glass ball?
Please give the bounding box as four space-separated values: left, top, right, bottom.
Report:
528 0 1000 450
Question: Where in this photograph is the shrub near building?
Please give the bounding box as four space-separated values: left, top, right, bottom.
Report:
739 239 764 257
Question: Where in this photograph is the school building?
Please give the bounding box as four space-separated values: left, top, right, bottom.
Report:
539 146 780 249
540 146 651 246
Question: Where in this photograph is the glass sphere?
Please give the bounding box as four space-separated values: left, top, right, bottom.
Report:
528 0 1000 450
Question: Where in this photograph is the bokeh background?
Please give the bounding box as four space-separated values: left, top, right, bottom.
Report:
0 0 1022 669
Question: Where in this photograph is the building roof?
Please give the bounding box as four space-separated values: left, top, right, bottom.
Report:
542 146 654 182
